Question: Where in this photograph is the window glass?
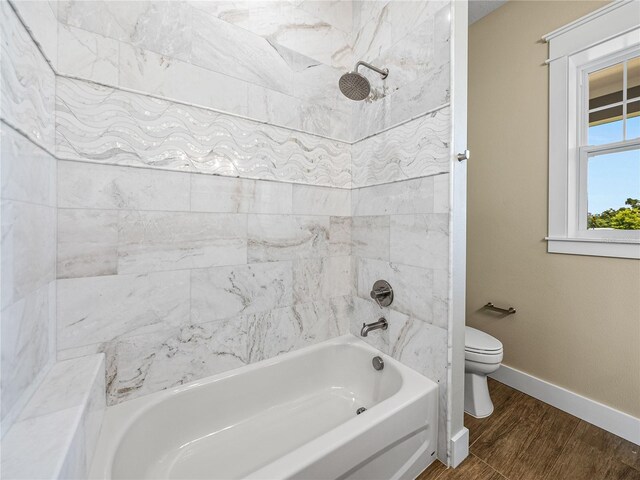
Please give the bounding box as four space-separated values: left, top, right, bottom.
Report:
628 101 640 139
587 149 640 230
587 57 640 144
588 63 623 109
589 105 623 145
627 56 640 101
626 57 639 140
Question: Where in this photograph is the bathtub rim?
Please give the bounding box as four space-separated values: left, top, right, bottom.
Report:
90 334 439 479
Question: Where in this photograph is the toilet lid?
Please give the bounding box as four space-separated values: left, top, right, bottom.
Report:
465 326 503 353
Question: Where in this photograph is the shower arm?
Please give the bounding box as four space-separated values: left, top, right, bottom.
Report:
355 61 389 79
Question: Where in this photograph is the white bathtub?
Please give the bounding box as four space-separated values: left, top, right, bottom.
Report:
89 335 439 480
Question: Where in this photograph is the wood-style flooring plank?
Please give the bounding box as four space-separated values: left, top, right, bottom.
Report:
470 391 580 480
434 454 507 480
416 460 448 480
545 420 640 480
465 378 526 446
421 380 638 480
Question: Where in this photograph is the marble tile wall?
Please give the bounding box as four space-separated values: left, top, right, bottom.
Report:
53 0 353 140
0 354 105 479
43 0 449 142
56 160 353 404
350 0 451 140
350 173 451 459
8 0 58 70
0 2 57 437
347 4 453 460
6 0 451 142
1 1 56 152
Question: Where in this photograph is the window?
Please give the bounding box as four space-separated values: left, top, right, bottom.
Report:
581 55 640 237
545 1 640 259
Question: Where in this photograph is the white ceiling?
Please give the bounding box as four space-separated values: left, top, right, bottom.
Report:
469 0 508 25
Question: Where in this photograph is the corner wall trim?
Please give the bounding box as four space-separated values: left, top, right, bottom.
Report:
449 427 469 468
490 365 640 445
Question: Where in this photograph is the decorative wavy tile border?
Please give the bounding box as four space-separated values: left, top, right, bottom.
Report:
55 77 352 188
55 77 451 189
351 107 451 188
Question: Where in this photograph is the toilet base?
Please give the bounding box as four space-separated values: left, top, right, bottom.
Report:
464 372 494 418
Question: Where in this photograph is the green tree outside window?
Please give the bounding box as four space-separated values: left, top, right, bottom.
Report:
587 198 640 230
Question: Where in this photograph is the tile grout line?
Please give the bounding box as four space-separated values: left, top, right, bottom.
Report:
52 154 450 193
54 156 449 192
471 453 511 479
541 418 582 480
434 461 449 480
467 416 491 450
6 0 56 76
57 206 352 217
57 204 444 219
0 119 56 159
429 466 445 480
53 3 59 368
467 382 529 452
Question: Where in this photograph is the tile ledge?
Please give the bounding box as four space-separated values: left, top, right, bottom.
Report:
0 354 105 479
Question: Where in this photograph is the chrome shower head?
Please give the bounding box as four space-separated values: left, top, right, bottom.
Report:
339 72 371 101
339 61 389 101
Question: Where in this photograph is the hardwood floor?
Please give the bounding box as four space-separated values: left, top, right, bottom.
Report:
417 379 640 480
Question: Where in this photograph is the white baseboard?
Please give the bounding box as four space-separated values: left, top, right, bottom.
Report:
490 365 640 445
449 427 469 468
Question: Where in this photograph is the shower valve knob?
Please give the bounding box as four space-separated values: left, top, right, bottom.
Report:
370 280 393 307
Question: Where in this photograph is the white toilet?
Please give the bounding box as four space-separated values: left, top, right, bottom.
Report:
464 326 504 418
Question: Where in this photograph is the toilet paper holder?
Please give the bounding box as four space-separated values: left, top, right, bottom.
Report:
484 302 516 315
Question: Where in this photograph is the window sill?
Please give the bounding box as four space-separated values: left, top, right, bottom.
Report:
546 237 640 259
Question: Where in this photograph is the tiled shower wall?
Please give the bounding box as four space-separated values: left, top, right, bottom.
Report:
3 0 454 463
56 160 353 404
348 0 453 460
52 73 354 404
351 0 451 140
54 0 354 140
21 0 451 143
350 176 451 459
0 0 57 436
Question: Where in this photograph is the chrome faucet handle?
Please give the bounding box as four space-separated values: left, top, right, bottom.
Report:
370 286 390 297
369 280 393 307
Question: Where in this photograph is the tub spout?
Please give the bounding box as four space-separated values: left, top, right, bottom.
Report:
360 318 388 337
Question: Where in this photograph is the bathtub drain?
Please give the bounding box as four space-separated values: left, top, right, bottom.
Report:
356 407 367 415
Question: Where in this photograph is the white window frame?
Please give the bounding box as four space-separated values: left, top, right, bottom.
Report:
578 51 640 241
545 0 640 259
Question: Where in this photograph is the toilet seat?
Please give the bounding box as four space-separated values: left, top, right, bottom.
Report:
465 326 503 353
465 327 503 364
465 350 503 364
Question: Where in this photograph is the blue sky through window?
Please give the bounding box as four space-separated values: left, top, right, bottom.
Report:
588 120 640 214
